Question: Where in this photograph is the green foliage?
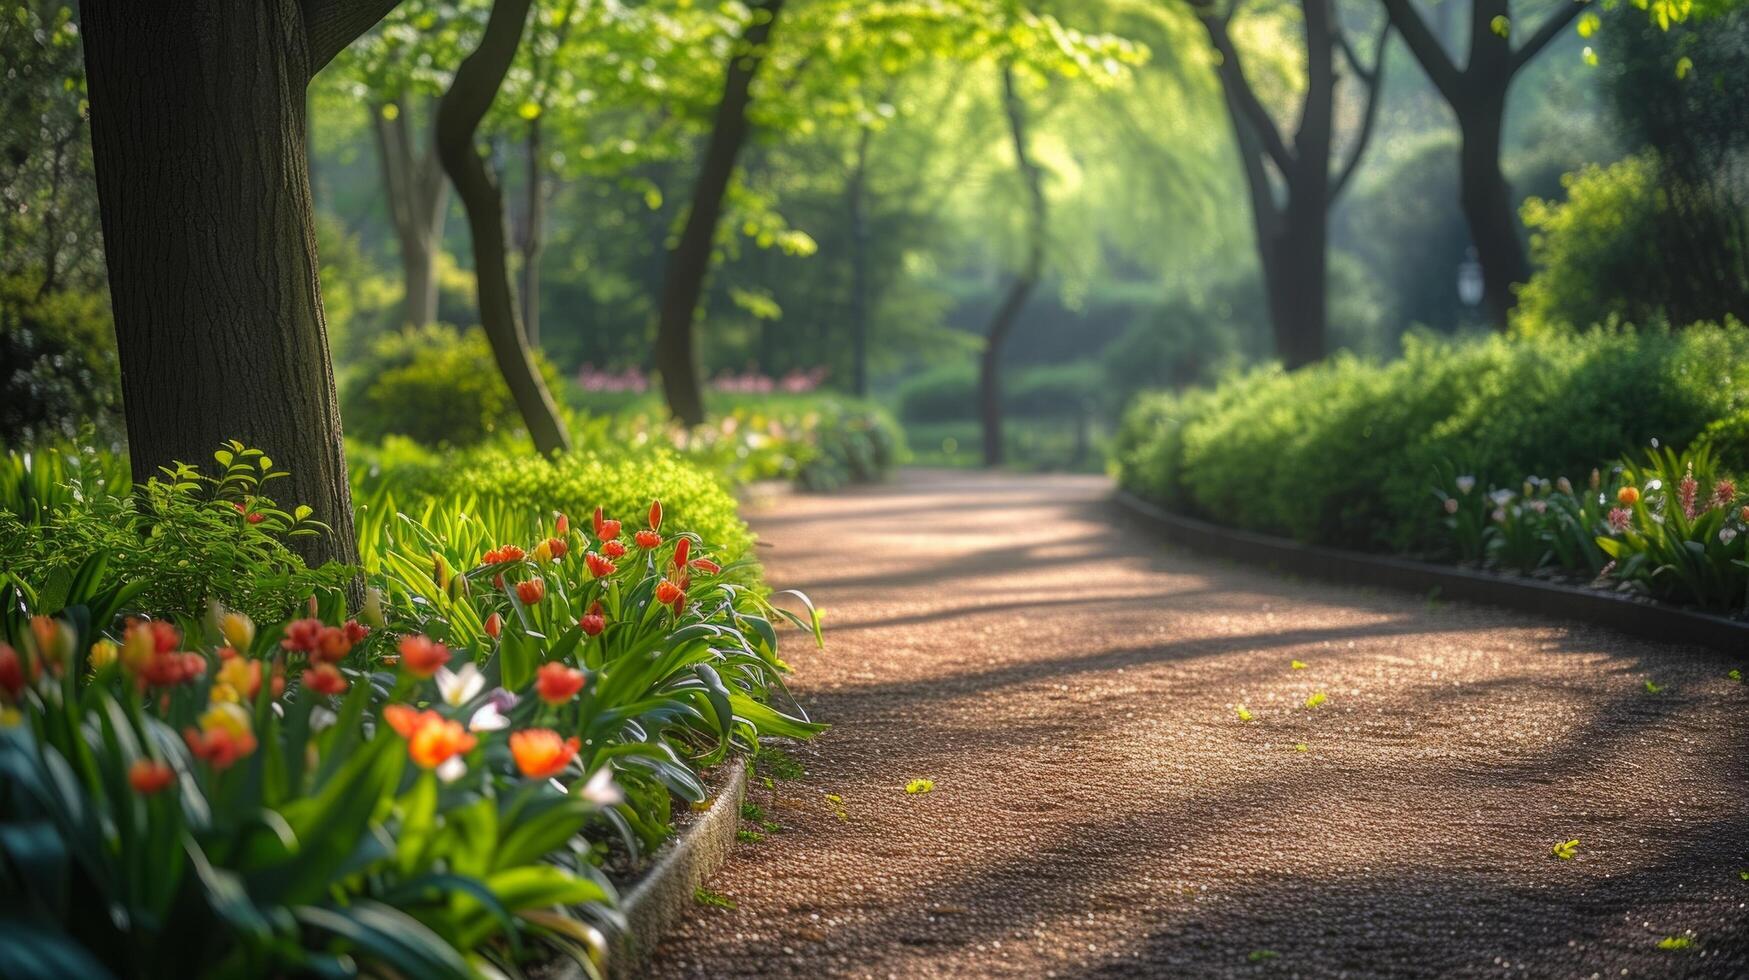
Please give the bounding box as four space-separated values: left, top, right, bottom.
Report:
0 276 123 447
341 324 564 447
1596 443 1748 609
1517 157 1672 334
1114 324 1749 554
1 443 349 625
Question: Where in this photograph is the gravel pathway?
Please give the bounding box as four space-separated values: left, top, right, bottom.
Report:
649 470 1749 979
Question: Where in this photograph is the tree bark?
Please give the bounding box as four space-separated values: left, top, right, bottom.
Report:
79 0 400 571
653 0 786 426
372 96 449 327
437 0 572 455
980 67 1046 468
846 124 873 398
518 116 545 347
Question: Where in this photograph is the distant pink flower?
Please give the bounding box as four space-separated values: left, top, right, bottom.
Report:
1679 471 1698 519
1607 507 1632 532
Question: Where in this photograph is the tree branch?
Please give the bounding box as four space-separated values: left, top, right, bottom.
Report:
302 0 406 76
1380 0 1461 99
1200 11 1296 174
1510 0 1594 75
1329 21 1391 203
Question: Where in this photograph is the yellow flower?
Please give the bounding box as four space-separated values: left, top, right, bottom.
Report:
89 640 119 670
532 539 554 563
199 702 253 740
219 611 256 653
0 705 20 728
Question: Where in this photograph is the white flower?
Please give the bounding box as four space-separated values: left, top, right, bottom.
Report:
438 663 485 707
1490 489 1514 506
578 767 624 807
1529 499 1548 514
436 756 467 784
1491 508 1508 524
1722 527 1739 545
310 706 338 733
468 702 510 732
1455 476 1476 495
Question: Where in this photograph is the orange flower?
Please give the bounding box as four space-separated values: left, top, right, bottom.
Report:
546 536 569 560
482 544 527 566
509 728 580 779
485 612 503 639
398 634 451 677
585 552 616 578
579 601 606 637
383 703 427 737
602 540 627 559
516 577 547 605
593 505 621 542
655 578 684 606
648 499 663 533
635 529 662 549
672 537 691 570
303 663 348 696
536 662 585 704
183 704 257 770
406 715 476 770
1617 486 1641 506
128 759 176 795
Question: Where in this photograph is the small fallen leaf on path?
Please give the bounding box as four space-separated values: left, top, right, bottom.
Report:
1290 660 1307 670
1304 692 1327 709
1295 742 1308 752
1248 950 1278 962
1235 705 1253 722
823 793 847 821
1657 936 1693 950
1552 839 1580 860
1737 869 1748 880
1729 669 1742 682
693 887 737 910
1644 680 1664 694
905 779 935 795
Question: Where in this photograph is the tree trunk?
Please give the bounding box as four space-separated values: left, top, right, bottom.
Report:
372 97 449 327
80 0 384 571
1456 98 1528 330
1275 0 1333 368
846 125 873 398
519 116 544 347
981 67 1046 469
653 0 786 426
437 0 572 455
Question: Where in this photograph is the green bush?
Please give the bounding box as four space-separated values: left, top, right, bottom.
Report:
341 324 564 447
1114 323 1749 554
896 362 977 425
0 276 123 446
352 440 756 562
1516 158 1669 334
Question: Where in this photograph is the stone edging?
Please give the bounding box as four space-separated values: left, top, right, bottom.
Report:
541 758 747 980
1112 490 1749 654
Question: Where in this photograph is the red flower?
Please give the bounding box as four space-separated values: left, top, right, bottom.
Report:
485 612 503 639
602 540 627 559
398 634 451 678
482 544 526 566
648 499 663 533
141 651 206 688
672 537 691 570
516 577 547 605
128 759 176 795
310 625 356 664
690 558 721 576
655 578 684 607
546 536 569 560
510 728 580 779
281 618 325 654
1712 479 1737 510
246 512 265 525
1680 472 1699 520
1608 507 1633 532
593 506 621 542
635 529 661 549
555 512 570 537
579 601 607 637
303 663 348 696
585 552 616 578
536 661 586 704
0 644 28 701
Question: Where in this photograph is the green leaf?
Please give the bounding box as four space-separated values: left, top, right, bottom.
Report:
1551 838 1580 860
1490 15 1510 37
1675 55 1693 79
295 900 471 980
905 778 934 795
1577 11 1600 37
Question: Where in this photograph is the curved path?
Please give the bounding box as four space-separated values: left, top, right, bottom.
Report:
651 470 1749 978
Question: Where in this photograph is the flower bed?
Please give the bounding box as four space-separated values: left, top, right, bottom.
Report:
0 444 821 976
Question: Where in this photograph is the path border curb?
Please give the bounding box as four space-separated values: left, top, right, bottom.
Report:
541 758 747 980
1111 490 1748 654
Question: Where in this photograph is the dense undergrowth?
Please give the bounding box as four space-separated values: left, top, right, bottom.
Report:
1114 324 1749 613
0 442 822 977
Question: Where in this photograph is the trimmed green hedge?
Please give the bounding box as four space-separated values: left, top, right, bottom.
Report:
1113 323 1749 554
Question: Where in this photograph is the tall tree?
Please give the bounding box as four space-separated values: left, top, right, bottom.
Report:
1381 0 1592 328
372 95 449 326
980 66 1047 468
653 0 787 426
437 0 572 455
80 0 403 569
1196 0 1388 368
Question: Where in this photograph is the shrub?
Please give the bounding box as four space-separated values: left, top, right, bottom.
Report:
341 324 564 447
896 362 977 425
1516 158 1670 334
0 276 123 446
1114 323 1749 554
